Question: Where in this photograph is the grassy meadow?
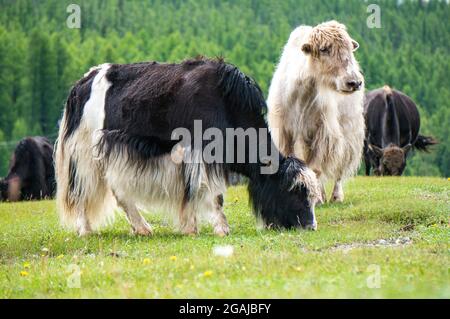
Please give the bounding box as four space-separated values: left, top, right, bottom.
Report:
0 176 448 298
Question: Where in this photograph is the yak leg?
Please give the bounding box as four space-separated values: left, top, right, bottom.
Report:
211 194 230 237
313 169 326 205
7 175 22 202
312 180 327 205
365 160 371 176
179 200 198 235
364 153 371 176
76 209 93 236
330 179 344 203
115 194 152 236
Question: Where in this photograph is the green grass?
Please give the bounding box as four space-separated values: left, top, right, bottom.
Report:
0 177 448 298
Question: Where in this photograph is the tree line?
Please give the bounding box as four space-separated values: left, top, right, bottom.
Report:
0 0 448 176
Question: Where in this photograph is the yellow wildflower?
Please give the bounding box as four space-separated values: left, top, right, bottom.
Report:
170 255 177 261
143 258 151 265
20 271 29 277
23 262 31 269
203 270 213 277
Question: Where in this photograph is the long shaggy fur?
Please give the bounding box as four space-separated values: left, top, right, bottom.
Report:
55 65 115 232
56 57 321 236
267 21 365 202
217 62 267 115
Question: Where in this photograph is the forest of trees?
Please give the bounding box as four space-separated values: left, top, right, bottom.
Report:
0 0 448 176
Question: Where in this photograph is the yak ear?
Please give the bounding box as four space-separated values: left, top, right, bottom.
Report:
301 43 312 55
369 144 383 157
351 39 359 51
402 143 412 154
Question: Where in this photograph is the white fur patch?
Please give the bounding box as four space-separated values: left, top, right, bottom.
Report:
293 167 322 205
83 64 111 131
99 142 227 229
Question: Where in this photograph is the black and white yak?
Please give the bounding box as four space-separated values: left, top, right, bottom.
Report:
55 58 322 236
363 85 437 176
0 137 55 201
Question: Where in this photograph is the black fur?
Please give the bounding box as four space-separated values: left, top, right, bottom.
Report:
216 61 267 115
248 157 314 229
414 134 438 152
62 69 99 142
67 157 78 200
383 91 401 146
95 130 179 171
0 179 7 200
0 137 55 201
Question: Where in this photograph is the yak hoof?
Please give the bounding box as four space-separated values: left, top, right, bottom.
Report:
214 224 230 237
316 196 326 205
133 224 153 236
330 194 344 203
77 228 92 237
180 226 198 236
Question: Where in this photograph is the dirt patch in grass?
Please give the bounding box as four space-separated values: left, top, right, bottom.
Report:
331 237 413 252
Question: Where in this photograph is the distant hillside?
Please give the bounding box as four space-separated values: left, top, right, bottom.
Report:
0 0 448 176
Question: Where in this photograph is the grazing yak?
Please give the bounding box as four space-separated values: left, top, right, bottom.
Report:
363 86 437 176
268 21 365 203
0 137 55 201
55 57 322 236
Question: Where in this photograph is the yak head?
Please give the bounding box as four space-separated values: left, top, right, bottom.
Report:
369 143 412 176
300 20 364 94
249 157 322 230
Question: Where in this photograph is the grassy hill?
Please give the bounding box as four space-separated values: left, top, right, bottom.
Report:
0 176 448 298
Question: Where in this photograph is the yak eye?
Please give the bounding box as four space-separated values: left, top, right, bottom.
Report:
319 47 330 54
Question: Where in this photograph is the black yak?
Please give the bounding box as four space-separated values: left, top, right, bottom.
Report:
0 137 55 201
364 86 437 176
55 58 322 236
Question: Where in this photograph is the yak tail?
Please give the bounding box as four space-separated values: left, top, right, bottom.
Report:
414 134 438 152
55 85 115 233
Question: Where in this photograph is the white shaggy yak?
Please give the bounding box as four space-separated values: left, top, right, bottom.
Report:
267 21 365 202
